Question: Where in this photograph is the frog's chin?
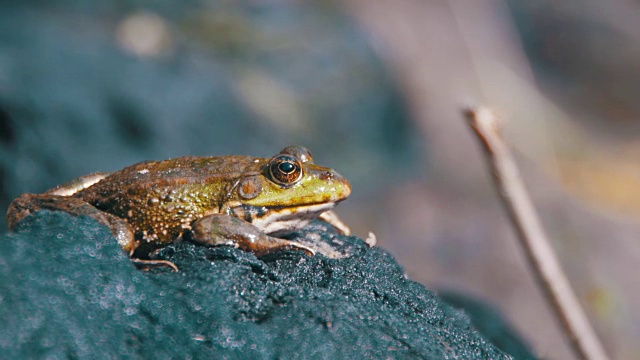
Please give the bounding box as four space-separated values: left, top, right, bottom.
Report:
252 202 336 236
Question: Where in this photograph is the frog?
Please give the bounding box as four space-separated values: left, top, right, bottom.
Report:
6 145 352 270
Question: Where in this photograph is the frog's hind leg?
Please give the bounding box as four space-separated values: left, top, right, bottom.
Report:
7 192 179 271
190 214 316 256
6 193 135 249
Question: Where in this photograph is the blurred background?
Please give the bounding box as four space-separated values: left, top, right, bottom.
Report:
1 1 639 359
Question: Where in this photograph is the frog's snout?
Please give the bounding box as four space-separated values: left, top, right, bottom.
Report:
326 169 351 200
305 165 352 202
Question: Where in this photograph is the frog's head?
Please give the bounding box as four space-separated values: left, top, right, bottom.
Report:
227 146 351 235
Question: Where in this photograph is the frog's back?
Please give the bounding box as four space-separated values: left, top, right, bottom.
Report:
116 155 262 182
81 156 262 193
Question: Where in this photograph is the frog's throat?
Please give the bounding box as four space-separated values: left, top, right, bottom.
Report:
230 202 336 236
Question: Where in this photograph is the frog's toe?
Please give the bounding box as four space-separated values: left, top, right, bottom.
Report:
285 240 316 257
131 258 179 272
250 237 316 257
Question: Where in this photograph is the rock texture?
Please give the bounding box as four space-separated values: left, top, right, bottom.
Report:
0 212 512 359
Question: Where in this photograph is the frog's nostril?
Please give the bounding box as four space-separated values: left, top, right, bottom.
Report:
319 171 334 180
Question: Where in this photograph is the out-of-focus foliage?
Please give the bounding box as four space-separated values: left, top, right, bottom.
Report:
346 1 640 359
508 0 640 217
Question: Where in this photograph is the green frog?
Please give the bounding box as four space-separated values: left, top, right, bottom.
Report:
6 146 351 269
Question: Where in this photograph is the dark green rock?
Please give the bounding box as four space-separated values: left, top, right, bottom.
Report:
0 211 512 359
440 292 536 360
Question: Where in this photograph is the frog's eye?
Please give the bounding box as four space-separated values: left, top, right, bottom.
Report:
269 154 303 186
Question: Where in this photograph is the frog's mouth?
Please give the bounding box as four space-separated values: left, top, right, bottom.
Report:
231 202 336 236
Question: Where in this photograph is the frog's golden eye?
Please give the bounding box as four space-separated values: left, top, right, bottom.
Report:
269 154 303 186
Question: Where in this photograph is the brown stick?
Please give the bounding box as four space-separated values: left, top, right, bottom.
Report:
463 107 609 360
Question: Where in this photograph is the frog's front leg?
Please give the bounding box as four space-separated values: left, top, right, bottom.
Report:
318 210 351 235
189 214 316 256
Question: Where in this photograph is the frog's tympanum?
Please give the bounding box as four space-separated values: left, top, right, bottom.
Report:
6 146 351 269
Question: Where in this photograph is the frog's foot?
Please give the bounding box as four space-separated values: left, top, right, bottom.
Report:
318 210 351 235
6 193 137 252
131 258 179 272
190 214 315 257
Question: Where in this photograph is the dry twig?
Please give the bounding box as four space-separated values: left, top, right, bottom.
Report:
464 107 609 360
